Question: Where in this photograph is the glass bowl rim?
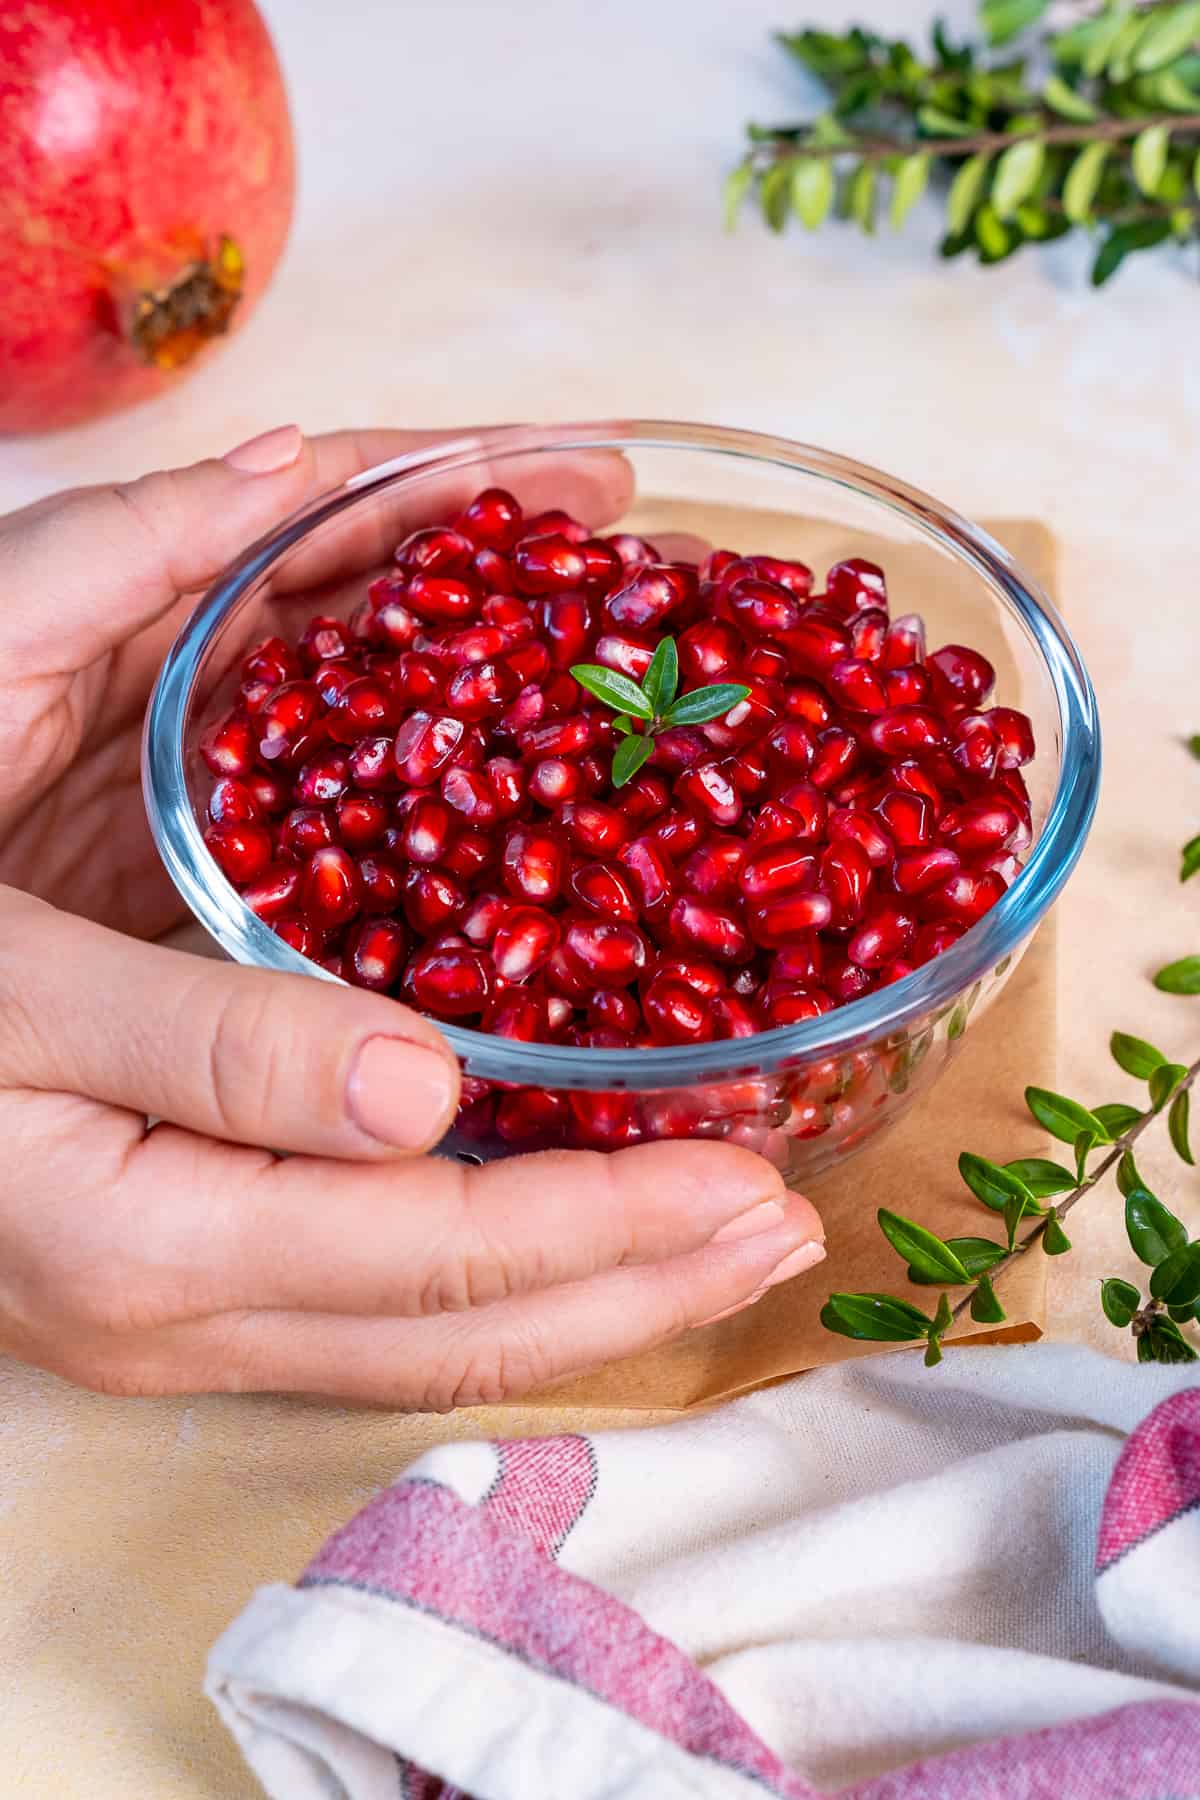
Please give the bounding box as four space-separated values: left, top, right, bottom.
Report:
143 418 1100 1090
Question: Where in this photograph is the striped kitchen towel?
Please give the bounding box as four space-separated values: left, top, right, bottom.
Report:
208 1345 1200 1798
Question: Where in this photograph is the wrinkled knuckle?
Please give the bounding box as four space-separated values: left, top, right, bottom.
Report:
66 1350 161 1399
443 1324 553 1410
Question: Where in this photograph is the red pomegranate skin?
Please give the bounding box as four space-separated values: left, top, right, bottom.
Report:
0 0 295 434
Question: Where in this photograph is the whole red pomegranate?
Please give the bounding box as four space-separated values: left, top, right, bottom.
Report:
0 0 295 435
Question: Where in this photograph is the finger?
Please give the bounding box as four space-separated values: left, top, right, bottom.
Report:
0 890 459 1159
90 1196 825 1404
0 425 635 665
110 1129 816 1318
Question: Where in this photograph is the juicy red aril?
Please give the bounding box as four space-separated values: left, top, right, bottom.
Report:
570 860 638 921
825 557 886 617
492 906 559 981
513 534 587 595
929 643 996 709
644 973 714 1044
205 821 272 884
202 495 1038 1094
747 891 834 947
456 487 522 551
393 711 465 785
403 945 491 1017
563 917 648 986
345 918 408 992
502 826 564 903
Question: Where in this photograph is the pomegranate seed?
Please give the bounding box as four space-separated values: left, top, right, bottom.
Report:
403 944 492 1017
496 1088 569 1142
652 809 705 863
459 890 510 947
502 826 565 903
395 525 474 576
297 615 349 668
607 531 659 567
826 958 876 1003
921 868 1007 926
246 771 290 815
651 956 725 1000
603 566 685 632
205 821 272 884
618 836 674 914
403 865 468 934
337 794 389 849
781 610 851 678
912 921 964 962
486 992 551 1043
884 664 932 708
644 973 714 1044
725 576 802 636
745 553 813 598
441 829 496 884
683 836 747 901
763 720 816 773
563 916 648 986
674 759 742 828
344 735 393 790
456 487 522 551
513 534 587 595
393 711 465 786
740 843 818 903
475 547 516 593
570 859 638 921
882 613 926 668
766 988 834 1027
405 571 480 626
875 788 935 847
810 729 860 791
442 765 499 828
294 748 350 806
892 845 961 895
492 907 559 981
951 713 1001 780
304 846 362 927
200 711 257 776
278 807 336 859
445 658 519 721
208 775 260 824
358 854 404 915
782 680 834 729
743 644 790 683
847 903 916 969
273 917 323 958
929 643 996 708
241 863 302 920
524 508 589 544
345 917 408 991
526 757 579 806
985 707 1036 767
558 799 630 856
939 798 1021 853
579 538 624 593
593 630 656 682
568 1091 643 1149
712 992 762 1039
850 609 889 661
518 713 595 758
828 657 888 714
616 771 671 824
866 707 946 756
668 896 749 963
746 891 834 947
819 839 873 924
243 635 300 686
825 557 887 617
828 807 894 868
678 618 740 684
393 651 445 708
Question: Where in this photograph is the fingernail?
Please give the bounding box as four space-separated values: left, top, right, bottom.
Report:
761 1239 827 1289
224 424 304 475
709 1199 787 1244
347 1035 455 1150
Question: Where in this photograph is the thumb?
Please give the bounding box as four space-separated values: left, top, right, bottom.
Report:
0 425 327 665
0 889 462 1160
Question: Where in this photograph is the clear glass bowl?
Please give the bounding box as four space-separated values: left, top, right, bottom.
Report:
143 421 1100 1184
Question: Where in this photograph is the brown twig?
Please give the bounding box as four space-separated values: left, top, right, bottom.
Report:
750 110 1200 166
951 1050 1200 1326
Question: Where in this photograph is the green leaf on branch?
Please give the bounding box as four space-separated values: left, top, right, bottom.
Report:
1132 123 1171 196
1100 1277 1141 1327
947 153 991 234
1169 1300 1199 1323
878 1210 971 1283
1043 1209 1073 1255
1074 1129 1097 1183
1117 1149 1146 1198
959 1152 1042 1215
1190 733 1200 758
723 163 754 231
760 160 794 232
1133 0 1200 71
917 105 976 136
1154 955 1200 995
981 0 1048 47
1125 1187 1188 1266
610 733 653 788
1142 1318 1200 1363
1093 1103 1144 1136
1110 1031 1168 1079
1041 75 1099 121
974 201 1014 260
792 156 836 229
665 684 751 726
970 1275 1008 1323
1149 1241 1200 1305
820 1292 934 1342
1081 8 1132 76
1149 1063 1188 1110
848 161 878 233
891 153 930 228
992 139 1045 218
641 638 678 715
1169 1088 1194 1164
1003 1157 1075 1197
926 1290 953 1361
1181 836 1200 883
1092 219 1171 286
1063 142 1111 223
1024 1087 1111 1146
1003 1190 1027 1251
569 665 654 720
906 1236 1008 1285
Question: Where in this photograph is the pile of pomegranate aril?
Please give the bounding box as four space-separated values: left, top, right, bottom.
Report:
199 485 1035 1151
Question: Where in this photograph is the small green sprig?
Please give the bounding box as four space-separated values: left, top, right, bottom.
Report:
725 0 1200 285
823 728 1200 1367
570 639 750 787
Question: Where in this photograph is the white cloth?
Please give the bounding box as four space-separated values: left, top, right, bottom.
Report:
208 1345 1200 1798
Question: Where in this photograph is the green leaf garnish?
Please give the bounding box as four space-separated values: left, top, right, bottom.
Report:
958 1152 1042 1216
970 1275 1007 1323
1100 1278 1140 1328
1093 1102 1144 1137
906 1236 1008 1285
1042 1210 1072 1255
1002 1157 1075 1197
610 733 654 788
1024 1087 1111 1146
1169 1088 1194 1164
664 684 751 726
820 1292 933 1343
569 664 655 720
1110 1031 1167 1079
1149 1062 1188 1111
1126 1188 1189 1267
641 638 679 715
1154 955 1200 996
1150 1242 1200 1306
877 1209 971 1284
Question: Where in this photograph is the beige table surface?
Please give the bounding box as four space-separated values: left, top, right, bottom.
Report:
1 0 1198 1791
